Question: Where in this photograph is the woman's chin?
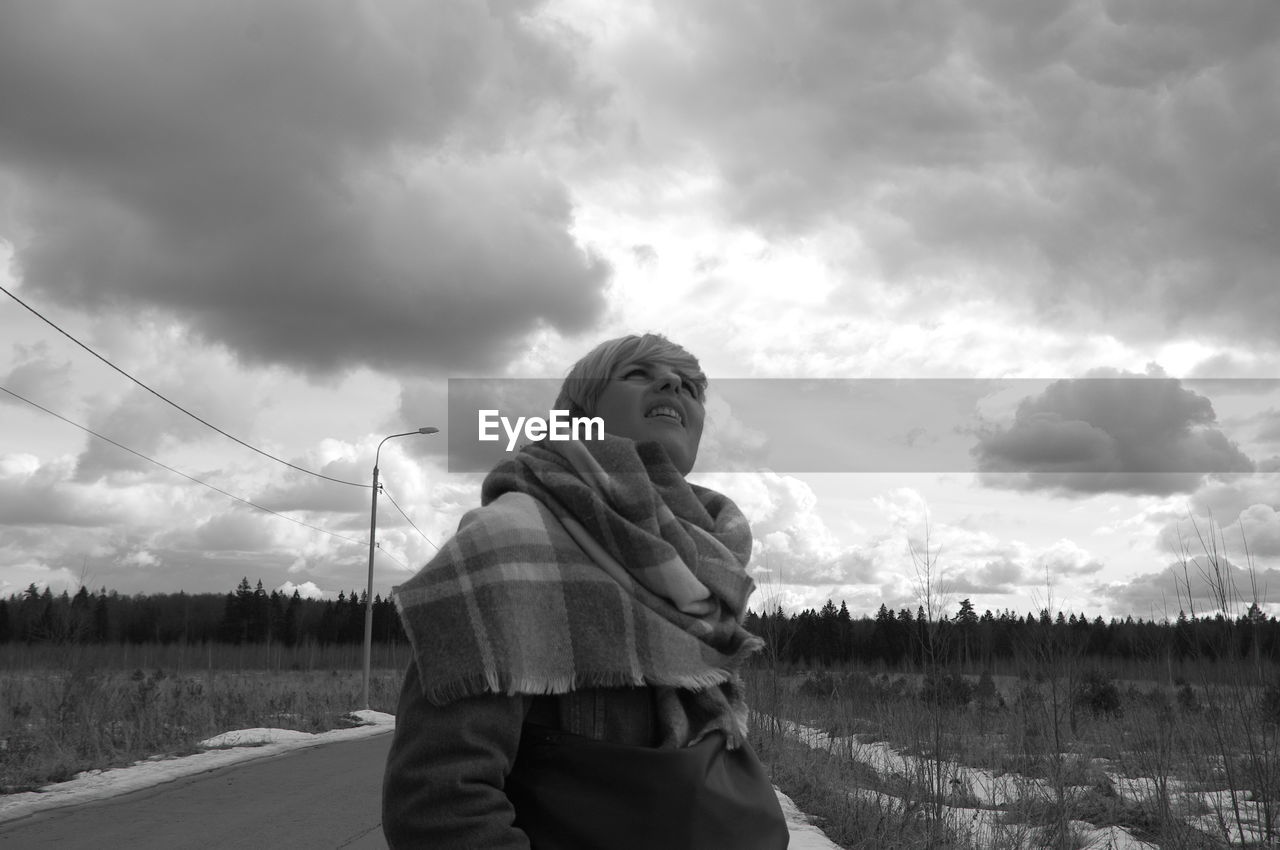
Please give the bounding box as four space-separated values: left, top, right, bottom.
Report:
655 442 695 476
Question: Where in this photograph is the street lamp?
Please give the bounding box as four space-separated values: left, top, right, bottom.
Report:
363 426 438 709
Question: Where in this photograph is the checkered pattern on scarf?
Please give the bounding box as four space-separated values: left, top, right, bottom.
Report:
394 436 763 746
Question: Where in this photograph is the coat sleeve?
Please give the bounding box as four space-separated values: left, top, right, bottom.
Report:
382 661 531 849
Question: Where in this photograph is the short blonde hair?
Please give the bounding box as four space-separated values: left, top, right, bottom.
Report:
554 334 706 418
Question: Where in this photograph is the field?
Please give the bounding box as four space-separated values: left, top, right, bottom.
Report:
5 640 1280 850
0 642 411 794
745 660 1280 849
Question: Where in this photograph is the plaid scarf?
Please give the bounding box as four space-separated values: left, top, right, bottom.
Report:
393 435 763 747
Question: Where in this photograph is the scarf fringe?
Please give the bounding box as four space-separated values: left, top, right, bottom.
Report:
416 669 756 706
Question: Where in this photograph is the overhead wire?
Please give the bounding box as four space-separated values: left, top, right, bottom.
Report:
0 284 371 488
374 543 409 572
381 485 440 552
1 384 367 547
2 286 443 566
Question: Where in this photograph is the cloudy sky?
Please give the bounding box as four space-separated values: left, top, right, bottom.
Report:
2 0 1279 620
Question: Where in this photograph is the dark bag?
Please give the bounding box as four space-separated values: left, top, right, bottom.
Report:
507 724 789 850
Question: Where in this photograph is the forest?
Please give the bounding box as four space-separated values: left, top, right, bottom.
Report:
4 579 1280 671
0 578 405 648
745 598 1280 669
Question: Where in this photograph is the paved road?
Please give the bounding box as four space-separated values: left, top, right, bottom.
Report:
0 733 393 849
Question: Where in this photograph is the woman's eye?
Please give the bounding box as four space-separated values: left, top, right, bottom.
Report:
680 380 697 396
621 367 648 380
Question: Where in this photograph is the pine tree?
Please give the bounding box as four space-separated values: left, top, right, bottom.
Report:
836 601 853 663
221 578 254 643
93 589 110 641
68 585 92 642
249 579 269 642
282 590 300 647
817 599 839 665
955 598 977 667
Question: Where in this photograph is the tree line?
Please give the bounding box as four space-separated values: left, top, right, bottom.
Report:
744 598 1280 670
0 578 407 647
6 582 1279 671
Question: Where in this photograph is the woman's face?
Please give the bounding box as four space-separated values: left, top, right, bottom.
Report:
591 359 705 475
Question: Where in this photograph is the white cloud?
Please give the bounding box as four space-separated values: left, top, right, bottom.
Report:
2 342 73 408
276 580 331 601
1031 539 1105 578
1094 558 1280 620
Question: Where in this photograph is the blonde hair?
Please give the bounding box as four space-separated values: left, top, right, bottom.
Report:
554 334 706 418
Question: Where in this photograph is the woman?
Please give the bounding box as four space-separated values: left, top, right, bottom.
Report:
382 334 787 849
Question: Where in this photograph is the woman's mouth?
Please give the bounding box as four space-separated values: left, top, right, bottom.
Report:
645 404 684 425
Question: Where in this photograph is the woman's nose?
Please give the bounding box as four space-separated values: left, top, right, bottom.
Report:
652 370 682 393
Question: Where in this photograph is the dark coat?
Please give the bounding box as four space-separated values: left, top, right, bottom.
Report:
382 662 659 848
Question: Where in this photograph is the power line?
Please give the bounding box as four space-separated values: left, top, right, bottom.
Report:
375 542 409 572
381 486 440 552
0 284 370 488
1 384 367 547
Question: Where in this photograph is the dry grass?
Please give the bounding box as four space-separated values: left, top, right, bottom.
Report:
748 666 967 849
748 661 1280 849
0 642 409 793
7 636 1277 849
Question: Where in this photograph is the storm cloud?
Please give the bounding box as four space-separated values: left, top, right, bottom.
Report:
974 371 1254 494
0 1 609 375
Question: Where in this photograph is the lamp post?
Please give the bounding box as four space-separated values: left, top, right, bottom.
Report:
363 426 438 709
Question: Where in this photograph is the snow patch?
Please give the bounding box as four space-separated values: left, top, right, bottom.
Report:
776 788 842 849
